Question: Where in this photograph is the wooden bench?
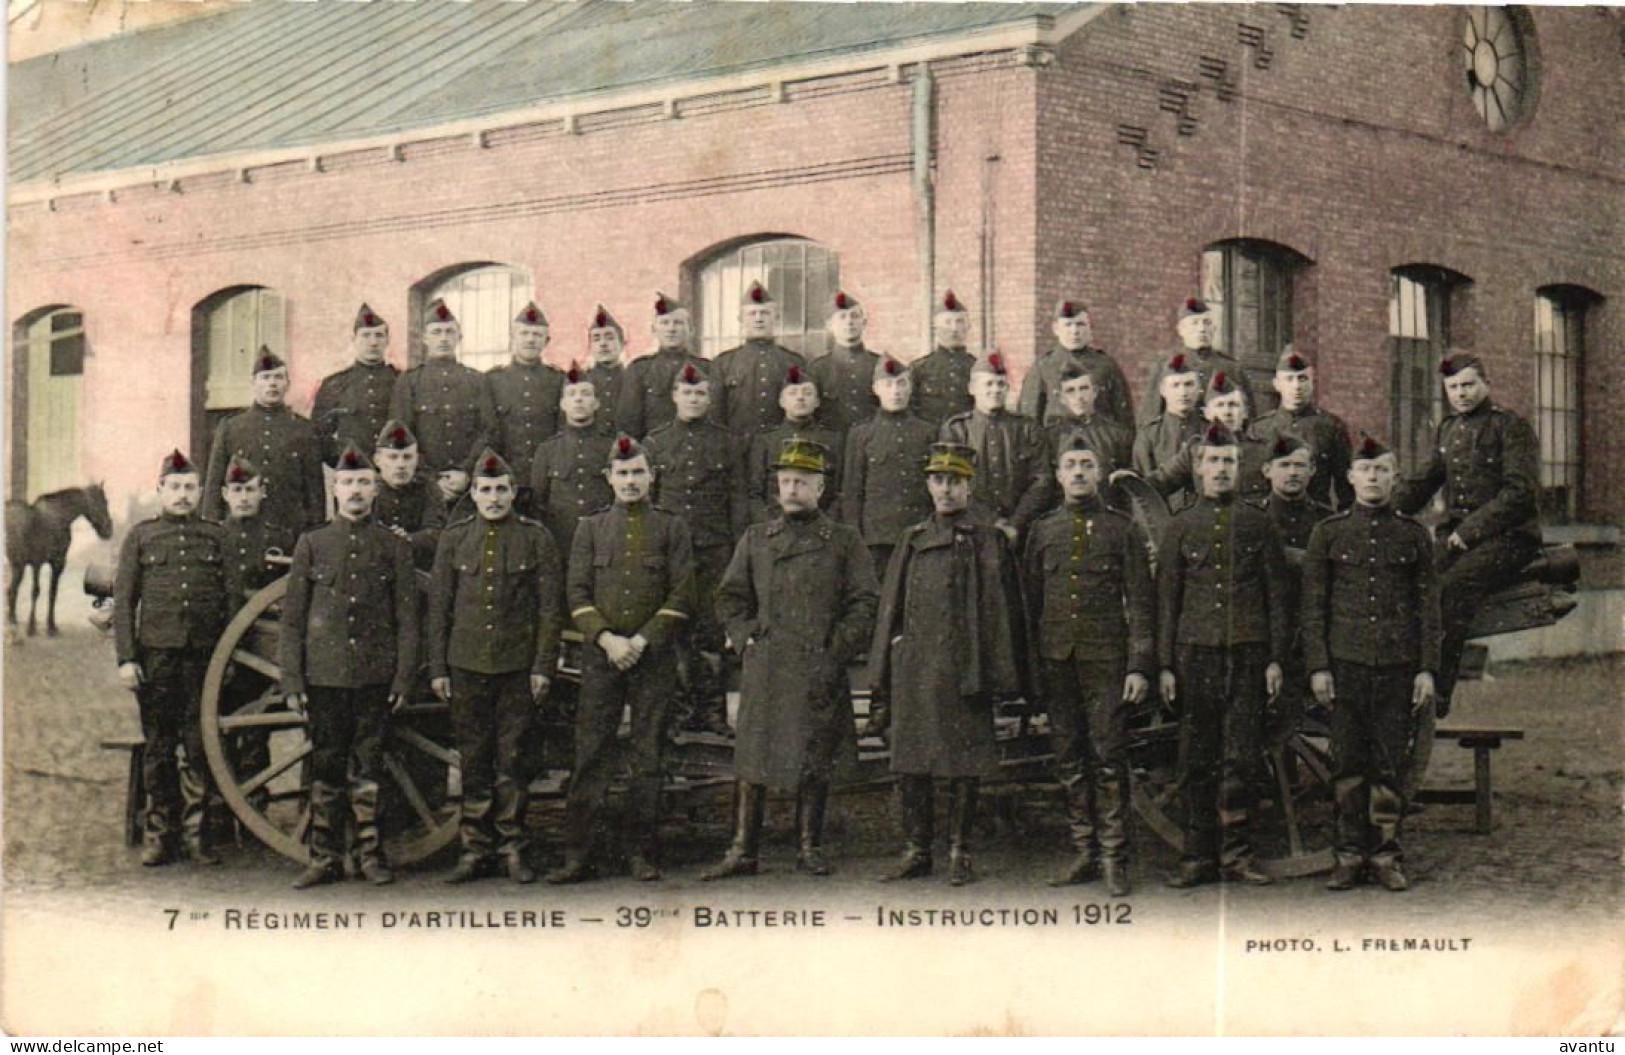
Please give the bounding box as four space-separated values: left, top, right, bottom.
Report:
1415 723 1524 834
100 735 146 847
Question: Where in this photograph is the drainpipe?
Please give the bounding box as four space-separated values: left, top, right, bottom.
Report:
912 65 935 356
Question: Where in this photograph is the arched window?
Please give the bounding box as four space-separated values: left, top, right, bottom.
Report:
412 263 534 372
190 285 286 468
1535 285 1601 523
11 305 86 499
1388 265 1472 471
693 237 840 360
1200 239 1311 401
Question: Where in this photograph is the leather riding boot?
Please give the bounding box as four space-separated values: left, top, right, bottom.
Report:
178 762 220 866
457 791 496 865
494 777 530 871
140 825 172 867
948 778 979 887
1097 768 1131 896
796 780 832 875
295 782 346 889
880 776 933 881
547 802 598 884
1049 773 1100 886
703 783 766 880
1326 855 1364 891
626 775 666 879
350 779 392 885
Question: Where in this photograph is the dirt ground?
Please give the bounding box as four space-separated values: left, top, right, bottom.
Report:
2 573 1620 1034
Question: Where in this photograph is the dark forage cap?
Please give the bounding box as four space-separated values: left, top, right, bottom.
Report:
333 441 376 472
745 281 774 305
940 289 967 313
354 303 386 331
1052 432 1099 466
873 355 909 382
1055 298 1089 319
224 454 261 483
609 433 646 464
160 449 196 477
832 290 860 311
1276 347 1311 373
971 351 1008 377
653 291 684 316
425 298 457 324
1268 434 1309 461
515 301 548 326
1206 371 1241 397
1165 352 1196 375
1182 297 1212 317
374 420 417 450
1439 353 1484 378
1201 423 1239 448
781 365 816 391
473 448 515 478
590 304 624 337
1353 433 1393 461
252 347 286 375
924 442 977 478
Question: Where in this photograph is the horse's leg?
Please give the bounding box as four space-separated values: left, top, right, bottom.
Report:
26 564 40 637
5 561 19 627
46 561 63 637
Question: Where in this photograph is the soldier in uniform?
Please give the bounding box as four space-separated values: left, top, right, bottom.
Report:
487 301 567 475
280 443 419 889
910 290 976 428
370 420 447 570
527 364 615 559
312 303 399 464
549 436 696 884
202 349 325 553
808 290 880 437
1248 348 1354 510
644 364 747 737
1158 424 1290 889
615 292 706 439
1130 352 1205 512
389 298 499 475
1024 363 1137 519
712 281 807 439
1305 435 1440 892
1258 434 1331 551
939 352 1050 543
1149 372 1272 505
841 355 936 577
584 305 626 416
1023 435 1153 896
703 438 879 880
1139 298 1256 425
217 454 279 788
115 450 231 867
1396 353 1542 717
1018 299 1134 428
745 367 842 524
868 443 1027 886
428 450 563 885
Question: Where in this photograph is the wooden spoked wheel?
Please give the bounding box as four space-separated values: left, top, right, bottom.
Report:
199 575 460 865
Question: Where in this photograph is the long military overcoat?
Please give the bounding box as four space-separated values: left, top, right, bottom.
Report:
717 512 878 788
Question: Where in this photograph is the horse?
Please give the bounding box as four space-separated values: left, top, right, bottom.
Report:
5 483 115 639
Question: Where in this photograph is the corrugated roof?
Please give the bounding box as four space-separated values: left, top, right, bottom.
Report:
9 0 1078 184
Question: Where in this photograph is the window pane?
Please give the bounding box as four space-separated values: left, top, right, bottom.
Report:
696 237 840 362
432 266 535 372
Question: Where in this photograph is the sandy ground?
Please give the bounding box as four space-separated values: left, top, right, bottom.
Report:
2 571 1620 1035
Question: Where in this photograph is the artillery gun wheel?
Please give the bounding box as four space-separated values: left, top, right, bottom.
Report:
199 575 460 866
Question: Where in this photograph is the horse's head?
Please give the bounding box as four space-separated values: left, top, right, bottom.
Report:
85 482 114 539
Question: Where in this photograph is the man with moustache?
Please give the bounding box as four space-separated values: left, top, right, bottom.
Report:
616 292 707 439
1018 299 1134 428
703 438 878 880
807 291 881 438
868 443 1027 886
313 303 399 464
1396 353 1541 717
280 443 419 889
115 451 232 867
1023 435 1153 896
745 367 842 524
202 349 326 553
1158 424 1290 889
429 450 563 885
1306 435 1439 892
1248 348 1354 510
389 298 499 475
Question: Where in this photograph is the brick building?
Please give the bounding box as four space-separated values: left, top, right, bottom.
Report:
8 2 1621 571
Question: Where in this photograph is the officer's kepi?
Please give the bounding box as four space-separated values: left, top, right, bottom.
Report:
924 442 976 478
772 437 829 475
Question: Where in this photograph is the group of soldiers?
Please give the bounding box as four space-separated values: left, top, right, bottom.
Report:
112 283 1542 896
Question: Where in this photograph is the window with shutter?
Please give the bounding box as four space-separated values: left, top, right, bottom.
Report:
1200 240 1308 409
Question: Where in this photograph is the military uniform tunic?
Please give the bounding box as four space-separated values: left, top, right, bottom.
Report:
643 419 747 550
615 349 708 439
202 404 326 552
713 339 807 438
220 515 282 603
584 363 624 423
389 358 499 471
312 361 400 465
1132 413 1204 510
487 359 567 470
527 421 615 558
427 515 563 678
869 512 1026 778
909 346 976 428
279 517 419 697
807 344 881 437
1259 492 1332 552
1017 346 1135 428
939 410 1051 534
371 474 448 571
745 421 843 524
1138 347 1256 424
717 511 878 788
1022 416 1137 520
840 410 936 553
1248 404 1355 510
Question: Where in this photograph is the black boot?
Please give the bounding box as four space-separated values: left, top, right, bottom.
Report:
178 761 221 866
351 778 393 885
879 776 933 881
796 780 832 875
703 783 765 880
1097 767 1131 897
1048 773 1099 886
948 778 979 886
294 782 345 889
